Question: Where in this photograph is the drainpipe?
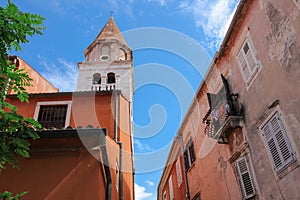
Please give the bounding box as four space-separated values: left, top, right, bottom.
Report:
117 142 123 200
113 91 123 199
176 134 190 200
113 91 119 141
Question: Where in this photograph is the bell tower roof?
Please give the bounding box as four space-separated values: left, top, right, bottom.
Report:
85 17 127 54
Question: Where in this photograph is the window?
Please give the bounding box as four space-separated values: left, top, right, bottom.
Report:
119 48 127 60
236 156 256 199
261 112 295 173
107 72 116 84
184 139 196 171
176 159 183 187
34 101 72 129
163 191 167 200
101 45 110 61
169 176 174 200
237 37 260 86
92 73 101 84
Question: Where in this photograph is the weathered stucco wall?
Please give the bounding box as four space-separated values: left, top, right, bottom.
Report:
158 0 300 199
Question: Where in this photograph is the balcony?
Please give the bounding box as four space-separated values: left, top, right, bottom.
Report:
202 75 243 144
90 83 117 92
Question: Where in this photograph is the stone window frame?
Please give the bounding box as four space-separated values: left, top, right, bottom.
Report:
33 100 72 129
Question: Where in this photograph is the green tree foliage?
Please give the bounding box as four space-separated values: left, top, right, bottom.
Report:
0 191 27 200
0 0 45 170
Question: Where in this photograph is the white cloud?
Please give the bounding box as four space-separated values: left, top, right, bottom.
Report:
134 139 153 152
146 180 155 187
37 55 78 92
179 0 238 50
147 0 167 6
135 183 153 200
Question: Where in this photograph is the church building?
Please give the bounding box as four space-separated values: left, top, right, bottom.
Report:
0 17 134 200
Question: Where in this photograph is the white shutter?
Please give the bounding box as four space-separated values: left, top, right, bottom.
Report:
244 41 256 73
262 112 294 172
169 176 174 200
176 159 183 187
237 37 259 83
236 156 255 199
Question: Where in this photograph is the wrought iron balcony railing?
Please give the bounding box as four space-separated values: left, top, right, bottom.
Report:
203 97 243 144
202 74 243 144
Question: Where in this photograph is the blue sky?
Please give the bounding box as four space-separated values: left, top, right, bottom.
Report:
3 0 239 199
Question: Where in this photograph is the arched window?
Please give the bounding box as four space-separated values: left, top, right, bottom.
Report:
92 73 101 84
107 72 116 84
101 45 110 61
119 49 127 60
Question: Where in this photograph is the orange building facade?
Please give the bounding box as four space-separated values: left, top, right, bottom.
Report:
7 55 59 94
0 17 134 200
158 0 300 199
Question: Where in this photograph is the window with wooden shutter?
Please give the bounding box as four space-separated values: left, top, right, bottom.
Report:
236 156 256 199
237 37 260 86
184 139 196 171
176 159 183 187
169 176 174 200
261 112 295 172
184 150 190 171
189 141 196 164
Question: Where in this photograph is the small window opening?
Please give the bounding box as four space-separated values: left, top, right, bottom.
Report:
92 73 101 84
101 45 110 61
119 49 127 60
107 72 116 84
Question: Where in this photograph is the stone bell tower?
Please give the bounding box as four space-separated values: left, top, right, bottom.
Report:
76 17 133 101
